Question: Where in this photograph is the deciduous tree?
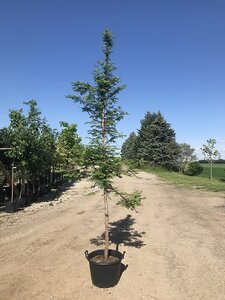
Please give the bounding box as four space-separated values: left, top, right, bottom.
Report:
177 143 197 172
201 139 220 179
67 29 142 260
57 121 83 178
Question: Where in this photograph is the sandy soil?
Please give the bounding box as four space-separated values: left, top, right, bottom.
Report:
1 172 225 300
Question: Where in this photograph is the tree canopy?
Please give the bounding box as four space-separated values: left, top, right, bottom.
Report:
122 111 179 168
56 121 83 175
4 100 58 178
201 138 220 179
67 29 128 189
67 29 142 259
0 100 83 185
121 132 138 161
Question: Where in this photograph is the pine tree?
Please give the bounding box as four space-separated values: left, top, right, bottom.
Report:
136 111 179 168
121 132 138 161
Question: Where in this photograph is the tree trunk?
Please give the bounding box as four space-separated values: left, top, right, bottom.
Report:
104 189 109 260
19 177 22 199
21 171 26 197
0 160 19 198
50 167 53 186
32 177 35 194
38 176 41 191
102 109 105 145
101 107 109 260
210 161 213 179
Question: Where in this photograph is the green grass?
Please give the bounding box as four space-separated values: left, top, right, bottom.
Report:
142 165 225 193
198 163 225 180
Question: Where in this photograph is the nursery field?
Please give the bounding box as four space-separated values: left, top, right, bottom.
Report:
199 163 225 180
145 165 225 193
0 172 225 299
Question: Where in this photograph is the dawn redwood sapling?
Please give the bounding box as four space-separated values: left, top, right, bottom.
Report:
67 29 142 261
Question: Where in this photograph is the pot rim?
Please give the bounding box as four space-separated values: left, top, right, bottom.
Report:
85 249 125 265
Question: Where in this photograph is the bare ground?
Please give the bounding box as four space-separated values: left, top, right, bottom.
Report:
1 172 225 300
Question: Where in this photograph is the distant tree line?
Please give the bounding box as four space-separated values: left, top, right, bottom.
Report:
198 159 225 164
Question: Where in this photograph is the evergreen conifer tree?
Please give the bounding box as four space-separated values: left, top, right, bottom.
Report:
121 132 138 161
136 111 179 168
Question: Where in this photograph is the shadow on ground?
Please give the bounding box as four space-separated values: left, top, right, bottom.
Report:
0 177 83 214
214 204 225 212
90 214 146 249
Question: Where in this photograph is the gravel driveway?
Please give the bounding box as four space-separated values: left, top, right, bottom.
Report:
0 172 225 299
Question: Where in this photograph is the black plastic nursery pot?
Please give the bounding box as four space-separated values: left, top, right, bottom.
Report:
85 249 124 288
42 187 50 195
25 195 32 206
31 192 39 202
18 197 26 208
5 201 17 213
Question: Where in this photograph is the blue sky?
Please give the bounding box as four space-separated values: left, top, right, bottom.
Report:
1 0 225 158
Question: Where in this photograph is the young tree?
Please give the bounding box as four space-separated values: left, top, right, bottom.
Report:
56 121 83 177
7 108 27 169
0 128 17 195
6 108 29 197
67 29 142 260
5 100 58 194
201 139 220 179
0 127 16 168
23 100 58 190
136 111 179 168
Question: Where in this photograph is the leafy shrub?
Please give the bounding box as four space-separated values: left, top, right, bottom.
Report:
183 162 203 176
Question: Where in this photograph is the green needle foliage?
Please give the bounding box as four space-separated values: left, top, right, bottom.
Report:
67 29 143 259
121 111 180 169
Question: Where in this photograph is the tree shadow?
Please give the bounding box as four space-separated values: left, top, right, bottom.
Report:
35 180 75 203
0 178 81 214
120 263 128 280
90 214 146 249
214 204 225 212
0 205 5 212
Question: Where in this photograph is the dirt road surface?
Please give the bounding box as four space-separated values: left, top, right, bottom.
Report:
1 172 225 300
